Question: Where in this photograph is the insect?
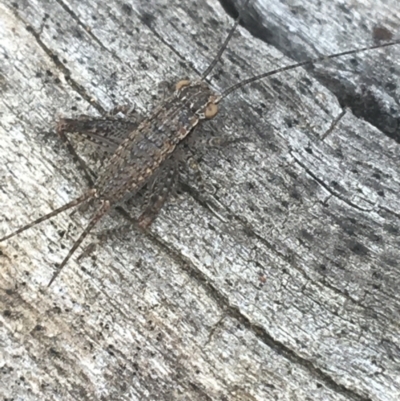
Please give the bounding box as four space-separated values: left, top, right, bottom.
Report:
1 1 399 287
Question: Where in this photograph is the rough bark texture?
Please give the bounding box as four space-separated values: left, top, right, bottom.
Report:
1 0 399 400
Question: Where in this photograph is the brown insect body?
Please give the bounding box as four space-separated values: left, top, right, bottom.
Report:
96 80 219 203
46 80 220 284
0 78 221 285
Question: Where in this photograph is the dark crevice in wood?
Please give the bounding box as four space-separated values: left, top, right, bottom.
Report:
138 6 201 78
18 17 106 115
218 0 400 142
53 0 130 70
147 230 374 401
53 0 108 53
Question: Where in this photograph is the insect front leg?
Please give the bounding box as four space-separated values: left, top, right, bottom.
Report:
178 130 250 195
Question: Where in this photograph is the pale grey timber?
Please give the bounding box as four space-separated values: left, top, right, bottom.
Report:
0 0 399 400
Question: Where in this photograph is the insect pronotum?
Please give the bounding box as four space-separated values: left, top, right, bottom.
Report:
1 0 399 286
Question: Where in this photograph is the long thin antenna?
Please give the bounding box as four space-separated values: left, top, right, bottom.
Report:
0 189 96 242
201 0 250 80
48 200 110 286
220 39 400 99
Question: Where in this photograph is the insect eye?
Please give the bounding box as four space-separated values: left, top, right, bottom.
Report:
204 103 218 119
175 79 191 91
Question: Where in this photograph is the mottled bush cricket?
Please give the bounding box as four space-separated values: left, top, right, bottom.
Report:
0 0 399 286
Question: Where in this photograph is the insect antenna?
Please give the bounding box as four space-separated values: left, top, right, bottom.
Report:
48 199 110 287
0 189 96 242
201 0 250 80
220 39 400 99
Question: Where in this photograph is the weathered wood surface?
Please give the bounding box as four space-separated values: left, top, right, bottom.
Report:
1 0 399 400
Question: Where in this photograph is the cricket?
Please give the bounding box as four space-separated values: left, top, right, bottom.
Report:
1 0 399 287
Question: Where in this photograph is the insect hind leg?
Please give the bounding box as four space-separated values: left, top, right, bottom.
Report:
137 160 179 229
48 198 110 286
76 161 179 262
0 190 96 242
56 111 140 186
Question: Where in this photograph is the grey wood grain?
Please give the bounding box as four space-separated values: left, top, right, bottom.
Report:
0 0 399 400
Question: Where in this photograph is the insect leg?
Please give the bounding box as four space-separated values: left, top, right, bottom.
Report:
57 113 140 185
48 198 111 286
137 159 179 229
76 220 132 262
0 189 96 242
77 161 179 261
